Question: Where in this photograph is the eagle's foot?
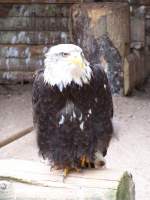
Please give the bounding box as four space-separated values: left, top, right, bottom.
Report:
62 167 71 182
94 151 106 168
85 158 95 168
64 167 70 177
80 155 92 168
80 155 86 168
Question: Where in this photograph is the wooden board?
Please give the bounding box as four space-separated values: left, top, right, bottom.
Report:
0 58 43 71
0 0 80 3
0 131 39 160
0 17 69 31
0 45 50 58
0 159 135 200
0 31 69 44
0 4 71 17
0 71 34 83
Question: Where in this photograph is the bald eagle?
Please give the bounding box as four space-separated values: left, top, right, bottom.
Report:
32 44 113 176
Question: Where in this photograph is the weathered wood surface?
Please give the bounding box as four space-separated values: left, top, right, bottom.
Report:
71 3 130 58
0 17 69 31
124 49 146 95
0 71 34 83
0 58 43 71
0 126 33 148
71 3 130 95
0 0 80 3
0 4 71 17
135 0 150 5
0 159 135 200
130 6 145 49
0 130 39 161
0 45 49 58
0 31 69 44
0 2 71 83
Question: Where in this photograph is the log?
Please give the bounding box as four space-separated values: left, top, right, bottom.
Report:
0 45 50 58
71 3 130 95
0 4 71 17
0 71 34 83
0 126 33 148
0 17 69 31
0 58 44 71
0 31 69 44
0 0 80 3
0 159 135 200
134 0 150 5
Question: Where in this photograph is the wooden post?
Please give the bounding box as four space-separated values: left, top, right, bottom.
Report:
71 3 130 95
0 159 135 200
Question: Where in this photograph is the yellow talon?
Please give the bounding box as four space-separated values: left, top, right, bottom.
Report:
85 157 91 168
80 155 86 168
64 167 69 177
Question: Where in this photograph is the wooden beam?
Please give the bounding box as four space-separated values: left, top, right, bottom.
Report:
0 159 135 200
0 17 69 31
0 58 44 71
0 31 69 44
0 4 71 17
0 44 50 58
0 0 80 4
0 127 33 148
0 71 34 83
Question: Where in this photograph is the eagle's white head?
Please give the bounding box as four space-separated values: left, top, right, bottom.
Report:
44 44 92 91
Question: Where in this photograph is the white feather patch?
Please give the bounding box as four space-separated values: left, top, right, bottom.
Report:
79 113 82 121
94 151 106 168
80 121 84 131
59 115 65 125
43 44 92 91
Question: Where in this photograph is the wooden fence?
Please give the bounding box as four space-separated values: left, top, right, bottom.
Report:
0 1 80 83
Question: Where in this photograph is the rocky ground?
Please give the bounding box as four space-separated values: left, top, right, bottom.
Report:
0 79 150 200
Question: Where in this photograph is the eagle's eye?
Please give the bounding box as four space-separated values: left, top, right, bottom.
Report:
61 52 69 57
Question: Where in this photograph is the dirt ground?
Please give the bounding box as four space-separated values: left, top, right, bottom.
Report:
0 79 150 200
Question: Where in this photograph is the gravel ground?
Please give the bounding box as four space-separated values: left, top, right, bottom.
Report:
0 79 150 200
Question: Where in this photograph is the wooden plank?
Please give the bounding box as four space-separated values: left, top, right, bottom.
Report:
136 0 150 5
0 31 69 44
0 84 33 142
0 17 69 31
0 159 135 200
0 4 71 17
0 71 34 83
0 131 39 160
0 126 33 148
0 45 50 58
0 58 44 71
0 0 80 3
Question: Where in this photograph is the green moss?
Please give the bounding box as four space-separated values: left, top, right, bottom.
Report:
116 172 135 200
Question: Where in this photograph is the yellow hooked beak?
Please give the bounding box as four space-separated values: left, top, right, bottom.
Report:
68 56 85 69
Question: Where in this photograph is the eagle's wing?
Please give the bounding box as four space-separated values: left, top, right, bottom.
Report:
95 64 113 119
32 69 44 126
91 64 113 157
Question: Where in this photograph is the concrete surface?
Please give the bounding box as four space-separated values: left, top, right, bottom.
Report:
0 80 150 200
